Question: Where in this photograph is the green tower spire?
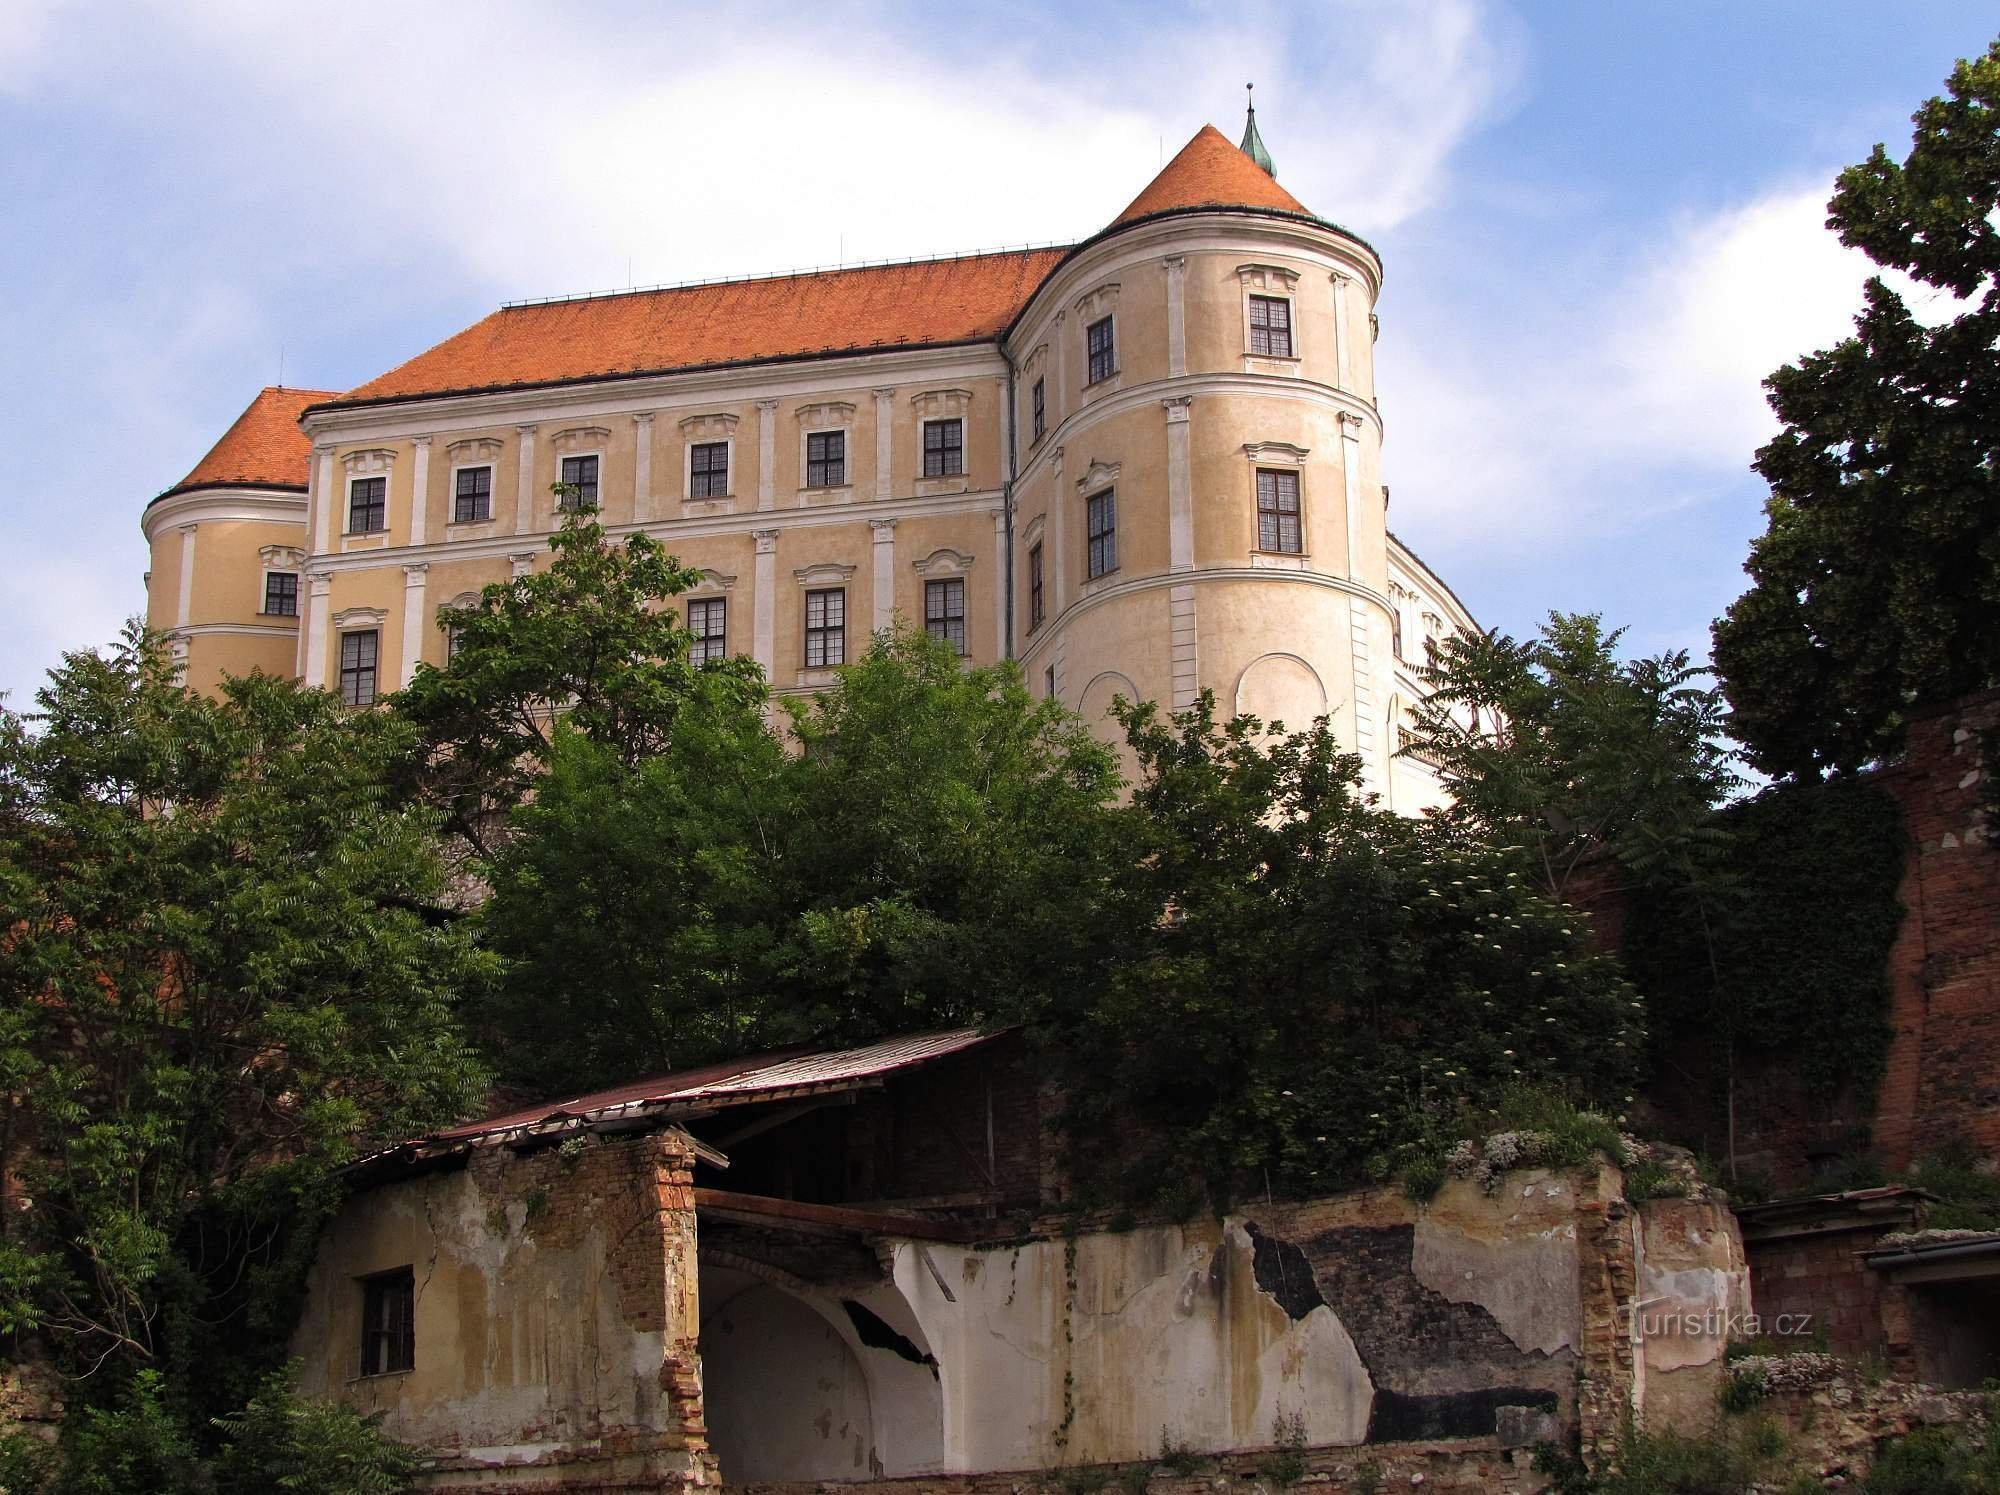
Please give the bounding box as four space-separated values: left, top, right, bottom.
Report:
1241 82 1275 178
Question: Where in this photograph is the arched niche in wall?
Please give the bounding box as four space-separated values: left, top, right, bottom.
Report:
1077 669 1142 787
697 1256 943 1482
1233 651 1328 737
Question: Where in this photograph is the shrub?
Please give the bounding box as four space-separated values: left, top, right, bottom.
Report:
1255 1410 1308 1487
1719 1362 1770 1413
1156 1429 1203 1476
210 1365 422 1494
1864 1418 2000 1493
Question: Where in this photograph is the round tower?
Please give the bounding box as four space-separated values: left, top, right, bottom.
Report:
1006 115 1449 804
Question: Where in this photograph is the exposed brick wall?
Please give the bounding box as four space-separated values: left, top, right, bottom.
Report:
1746 1227 1895 1361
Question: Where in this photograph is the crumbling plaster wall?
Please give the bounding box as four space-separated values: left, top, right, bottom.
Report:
1631 1198 1751 1430
858 1165 1737 1473
293 1130 713 1491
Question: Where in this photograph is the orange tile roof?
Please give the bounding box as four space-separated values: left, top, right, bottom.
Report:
326 248 1072 409
1110 124 1313 227
164 387 332 497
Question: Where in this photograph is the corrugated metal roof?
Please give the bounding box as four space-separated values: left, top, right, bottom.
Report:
412 1028 1000 1153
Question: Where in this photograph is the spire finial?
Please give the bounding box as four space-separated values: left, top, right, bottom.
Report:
1240 83 1275 179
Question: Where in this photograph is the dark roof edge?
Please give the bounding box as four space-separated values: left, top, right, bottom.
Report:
1386 528 1482 632
303 336 1006 418
145 479 310 512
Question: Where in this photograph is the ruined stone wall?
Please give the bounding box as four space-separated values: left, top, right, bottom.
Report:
294 1130 714 1493
1744 1224 1894 1362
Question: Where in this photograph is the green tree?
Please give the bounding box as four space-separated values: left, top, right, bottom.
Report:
1712 40 2000 778
0 627 489 1409
1401 613 1739 901
473 629 1128 1095
1050 694 1645 1210
393 506 765 853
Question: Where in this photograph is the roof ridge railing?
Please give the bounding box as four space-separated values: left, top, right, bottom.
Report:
499 240 1077 309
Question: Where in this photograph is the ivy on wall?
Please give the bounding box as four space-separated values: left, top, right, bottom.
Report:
1623 777 1906 1129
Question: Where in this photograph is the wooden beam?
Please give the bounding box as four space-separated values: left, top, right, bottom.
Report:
709 1093 856 1151
692 1187 977 1243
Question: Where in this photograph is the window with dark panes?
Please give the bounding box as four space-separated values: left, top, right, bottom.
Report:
922 419 963 478
805 587 846 668
1045 665 1056 699
690 442 729 497
1256 469 1302 553
1031 378 1045 441
360 1268 414 1377
454 465 492 523
558 454 598 508
806 430 846 487
1028 542 1044 629
1086 488 1116 578
925 577 967 655
1249 295 1293 357
347 476 386 534
339 630 379 707
688 598 727 663
262 571 298 617
1086 316 1115 383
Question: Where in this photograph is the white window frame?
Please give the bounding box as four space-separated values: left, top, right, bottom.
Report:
684 437 735 501
1238 264 1303 369
800 426 851 491
344 473 391 536
554 449 605 513
449 462 497 526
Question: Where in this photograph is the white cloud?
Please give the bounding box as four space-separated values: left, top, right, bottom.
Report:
1379 183 1886 548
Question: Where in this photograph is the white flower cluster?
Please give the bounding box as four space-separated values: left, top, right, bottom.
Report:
1446 1129 1551 1195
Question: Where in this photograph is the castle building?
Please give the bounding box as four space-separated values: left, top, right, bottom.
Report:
140 114 1475 811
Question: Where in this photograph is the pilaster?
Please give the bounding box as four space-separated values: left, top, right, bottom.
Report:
1163 255 1188 378
514 425 538 532
312 446 336 553
304 571 333 691
633 412 655 520
1331 272 1354 392
756 400 777 511
873 388 894 501
870 518 897 633
1340 410 1380 796
408 436 432 547
175 524 197 629
400 563 429 688
752 529 778 676
991 507 1009 659
509 551 537 579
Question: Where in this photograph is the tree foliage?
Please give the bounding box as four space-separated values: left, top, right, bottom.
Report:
1026 696 1645 1209
0 628 488 1406
1401 613 1739 900
474 630 1126 1094
1712 40 2000 778
393 508 765 853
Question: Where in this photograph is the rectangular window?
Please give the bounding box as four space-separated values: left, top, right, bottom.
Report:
558 454 599 509
1028 542 1044 630
1256 469 1303 553
1045 664 1056 699
922 419 963 478
688 598 727 663
1031 378 1045 441
360 1268 415 1377
806 430 846 487
1086 316 1115 384
339 629 379 708
804 587 846 668
446 623 465 664
347 476 386 534
925 577 967 656
689 442 729 498
453 465 492 523
262 571 298 617
1248 295 1293 358
1086 488 1117 579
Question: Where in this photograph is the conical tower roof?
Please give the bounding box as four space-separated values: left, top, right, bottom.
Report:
157 386 332 499
1109 124 1311 229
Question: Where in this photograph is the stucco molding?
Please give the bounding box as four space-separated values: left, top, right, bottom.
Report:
550 425 612 455
444 436 504 462
686 568 737 596
1242 441 1310 467
908 387 973 420
793 562 857 587
911 547 974 577
340 448 397 476
258 544 306 568
1236 262 1301 291
1074 459 1121 494
678 412 741 440
794 400 855 429
330 606 388 629
1072 281 1121 323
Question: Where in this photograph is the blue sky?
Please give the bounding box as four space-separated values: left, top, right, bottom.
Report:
1 0 1993 708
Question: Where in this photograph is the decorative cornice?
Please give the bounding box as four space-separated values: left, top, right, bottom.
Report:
331 605 388 629
1237 262 1301 291
909 387 973 419
795 400 856 428
793 561 857 587
258 544 306 568
1073 282 1120 322
1075 459 1121 493
911 547 974 576
686 568 738 593
1242 440 1310 466
340 448 397 474
445 436 504 461
679 412 741 439
551 425 612 453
